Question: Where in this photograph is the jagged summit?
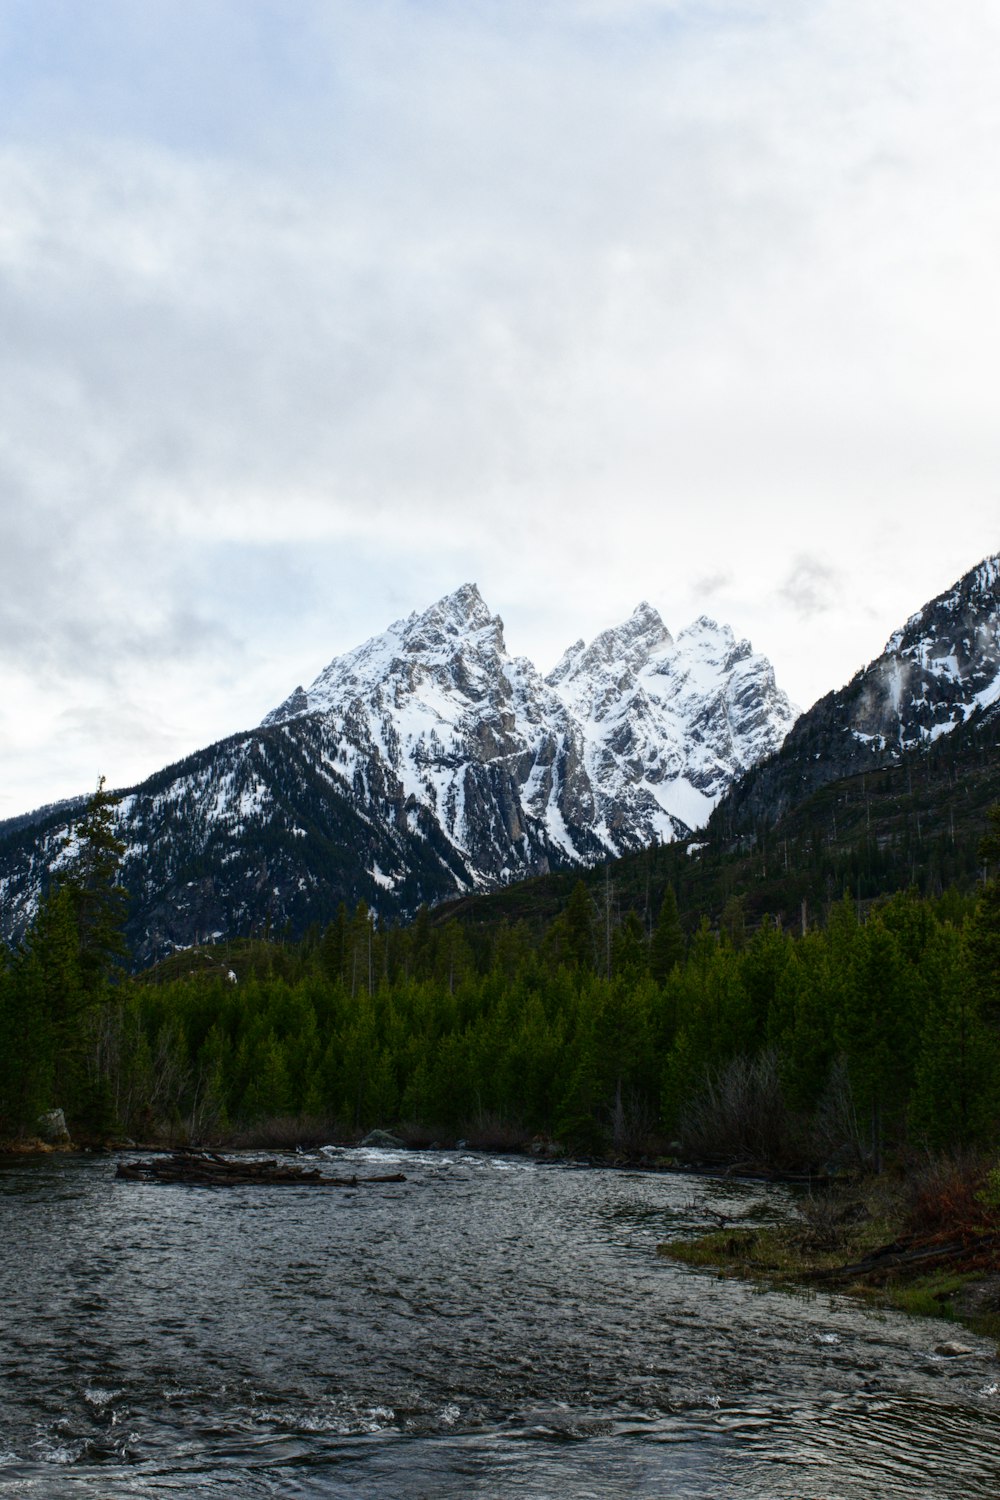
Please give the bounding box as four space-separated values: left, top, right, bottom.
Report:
260 586 797 873
0 583 797 964
425 580 496 631
548 601 671 689
261 583 506 728
544 608 796 840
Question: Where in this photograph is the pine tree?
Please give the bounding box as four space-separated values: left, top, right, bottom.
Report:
61 776 129 1001
611 911 646 980
649 886 685 982
967 806 1000 1021
911 923 998 1147
566 880 597 971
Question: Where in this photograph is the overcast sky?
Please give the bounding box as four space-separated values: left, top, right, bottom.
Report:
1 0 998 818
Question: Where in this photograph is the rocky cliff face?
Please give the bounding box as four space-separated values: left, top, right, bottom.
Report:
261 583 797 873
547 604 797 844
0 583 796 963
714 554 1000 835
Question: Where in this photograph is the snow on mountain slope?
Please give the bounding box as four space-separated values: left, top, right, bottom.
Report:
862 554 1000 746
716 552 1000 833
547 605 798 844
0 582 798 965
262 583 797 878
264 583 594 879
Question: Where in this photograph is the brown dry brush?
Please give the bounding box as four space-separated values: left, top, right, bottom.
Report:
905 1152 1000 1244
802 1153 1000 1286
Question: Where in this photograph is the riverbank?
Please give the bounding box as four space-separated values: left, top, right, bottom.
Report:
658 1160 1000 1342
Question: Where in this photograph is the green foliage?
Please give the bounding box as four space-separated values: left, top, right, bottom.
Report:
976 1166 1000 1213
0 778 130 1138
649 885 685 982
61 776 129 999
4 796 999 1166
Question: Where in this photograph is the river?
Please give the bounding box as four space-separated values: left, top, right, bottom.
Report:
2 1147 999 1498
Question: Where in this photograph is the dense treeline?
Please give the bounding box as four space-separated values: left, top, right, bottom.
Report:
0 779 129 1140
441 709 1000 956
2 789 999 1168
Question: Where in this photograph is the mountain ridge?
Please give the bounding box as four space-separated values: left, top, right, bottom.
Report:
714 552 1000 837
0 584 796 964
259 581 798 861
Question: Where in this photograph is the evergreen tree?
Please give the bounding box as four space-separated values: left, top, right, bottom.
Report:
565 880 597 972
611 911 646 981
320 905 348 987
61 776 129 1001
967 806 1000 1020
911 923 998 1147
649 886 685 982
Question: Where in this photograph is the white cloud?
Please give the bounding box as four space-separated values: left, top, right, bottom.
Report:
0 1 998 813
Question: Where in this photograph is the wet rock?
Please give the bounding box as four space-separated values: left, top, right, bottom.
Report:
528 1136 565 1158
360 1130 405 1149
36 1109 70 1145
935 1341 974 1358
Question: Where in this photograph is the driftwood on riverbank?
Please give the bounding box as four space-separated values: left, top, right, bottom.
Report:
115 1150 406 1188
804 1230 1000 1286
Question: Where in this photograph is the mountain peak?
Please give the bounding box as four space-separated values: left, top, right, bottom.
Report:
1 579 801 963
415 581 494 633
676 615 730 642
260 584 506 728
547 602 670 688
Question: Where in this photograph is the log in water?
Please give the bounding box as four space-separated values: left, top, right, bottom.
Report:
2 1146 1000 1498
114 1150 407 1187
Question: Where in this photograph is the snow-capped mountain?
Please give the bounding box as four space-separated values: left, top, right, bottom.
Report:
716 553 1000 834
261 582 797 868
0 583 796 963
860 554 1000 744
547 605 797 839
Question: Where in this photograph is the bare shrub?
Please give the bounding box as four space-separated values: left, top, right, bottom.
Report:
679 1050 793 1167
396 1119 446 1149
461 1113 533 1154
796 1191 871 1252
223 1114 343 1150
905 1151 996 1237
810 1057 869 1171
607 1085 660 1158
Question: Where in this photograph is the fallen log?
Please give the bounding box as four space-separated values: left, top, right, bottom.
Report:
803 1231 1000 1286
115 1151 406 1188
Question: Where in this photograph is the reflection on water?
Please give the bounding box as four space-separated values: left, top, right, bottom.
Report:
1 1149 999 1497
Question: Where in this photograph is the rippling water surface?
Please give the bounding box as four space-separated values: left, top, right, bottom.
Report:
3 1148 1000 1497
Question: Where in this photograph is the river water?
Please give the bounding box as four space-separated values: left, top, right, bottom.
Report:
2 1148 999 1498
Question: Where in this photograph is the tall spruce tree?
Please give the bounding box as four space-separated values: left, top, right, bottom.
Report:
62 776 129 1002
967 805 1000 1021
649 886 685 982
0 778 129 1138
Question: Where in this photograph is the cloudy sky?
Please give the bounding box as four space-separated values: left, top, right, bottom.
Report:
1 0 998 818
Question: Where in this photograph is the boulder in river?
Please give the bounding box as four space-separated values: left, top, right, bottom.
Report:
36 1110 70 1145
360 1130 405 1149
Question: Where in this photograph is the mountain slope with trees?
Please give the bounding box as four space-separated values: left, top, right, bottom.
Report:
4 778 999 1173
717 553 1000 835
